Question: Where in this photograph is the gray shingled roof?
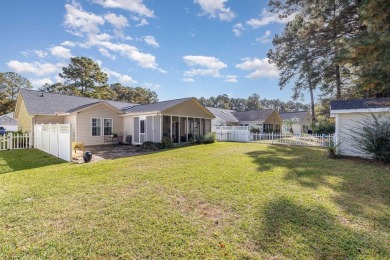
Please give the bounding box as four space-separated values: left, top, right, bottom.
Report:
20 89 139 115
331 98 390 110
232 109 274 122
0 114 17 126
206 107 239 123
279 111 308 122
123 97 192 113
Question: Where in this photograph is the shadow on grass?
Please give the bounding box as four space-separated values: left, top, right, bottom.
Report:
0 149 64 174
253 197 388 259
246 145 390 233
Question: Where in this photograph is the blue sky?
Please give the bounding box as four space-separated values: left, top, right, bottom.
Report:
0 0 302 102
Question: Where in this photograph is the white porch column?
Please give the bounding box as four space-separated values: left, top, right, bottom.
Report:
170 116 172 140
186 117 189 142
178 116 181 143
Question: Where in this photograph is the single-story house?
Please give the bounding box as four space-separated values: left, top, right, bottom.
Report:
15 89 215 145
207 107 283 133
232 109 282 133
0 112 18 132
279 111 311 135
330 98 390 157
206 107 239 126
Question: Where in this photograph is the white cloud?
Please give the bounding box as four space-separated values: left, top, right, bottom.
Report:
91 0 154 17
20 50 49 58
136 18 149 27
98 48 116 60
61 41 76 47
236 57 279 78
232 23 244 37
225 75 238 83
98 41 165 72
256 30 272 43
194 0 236 21
103 67 137 84
104 13 128 37
30 78 54 88
182 78 195 82
50 46 73 59
183 55 227 79
143 36 159 48
64 2 105 36
7 60 65 76
246 9 296 28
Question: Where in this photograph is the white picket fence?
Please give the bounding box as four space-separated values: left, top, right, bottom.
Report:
251 133 334 147
0 133 32 151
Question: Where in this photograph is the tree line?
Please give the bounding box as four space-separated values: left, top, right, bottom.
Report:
0 57 158 114
198 93 309 112
267 0 390 122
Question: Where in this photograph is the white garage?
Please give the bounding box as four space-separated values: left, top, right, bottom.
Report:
0 112 18 132
331 98 390 158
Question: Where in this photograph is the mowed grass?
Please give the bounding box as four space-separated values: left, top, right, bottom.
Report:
0 143 389 259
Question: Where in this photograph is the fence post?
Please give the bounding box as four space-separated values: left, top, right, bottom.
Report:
8 132 13 150
271 132 273 144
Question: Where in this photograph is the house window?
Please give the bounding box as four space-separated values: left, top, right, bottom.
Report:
140 120 145 134
275 124 280 133
263 124 273 133
91 118 101 136
103 118 113 135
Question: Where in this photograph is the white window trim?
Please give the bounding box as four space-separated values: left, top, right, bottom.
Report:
103 118 114 136
91 117 102 137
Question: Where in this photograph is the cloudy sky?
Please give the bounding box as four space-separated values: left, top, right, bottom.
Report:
0 0 300 102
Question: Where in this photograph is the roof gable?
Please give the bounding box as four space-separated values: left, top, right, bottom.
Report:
0 115 17 126
280 111 309 122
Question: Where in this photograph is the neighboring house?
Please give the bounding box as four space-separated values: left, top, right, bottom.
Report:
207 107 283 133
206 107 239 126
0 112 18 132
15 89 214 145
330 98 390 157
279 111 311 135
232 109 282 133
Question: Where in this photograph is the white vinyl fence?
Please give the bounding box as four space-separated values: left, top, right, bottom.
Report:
251 133 333 147
212 126 250 142
0 133 32 151
34 124 72 162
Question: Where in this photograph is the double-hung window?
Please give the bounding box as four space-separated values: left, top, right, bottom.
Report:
103 118 113 135
92 118 101 136
140 120 145 134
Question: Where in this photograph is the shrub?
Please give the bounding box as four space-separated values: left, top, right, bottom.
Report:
160 136 173 149
188 137 197 144
327 139 340 159
200 132 216 144
250 127 260 134
141 141 161 150
312 118 335 134
350 113 390 163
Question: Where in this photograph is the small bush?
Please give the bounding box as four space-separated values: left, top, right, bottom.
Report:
160 136 173 149
188 137 197 144
351 113 390 163
328 139 340 159
200 132 216 144
312 118 335 134
141 141 161 150
250 127 260 134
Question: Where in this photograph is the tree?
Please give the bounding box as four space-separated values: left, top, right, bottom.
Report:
59 57 108 98
109 83 158 104
247 93 261 110
0 72 32 114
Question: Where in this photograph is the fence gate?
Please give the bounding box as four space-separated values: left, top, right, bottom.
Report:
0 133 32 151
34 124 72 162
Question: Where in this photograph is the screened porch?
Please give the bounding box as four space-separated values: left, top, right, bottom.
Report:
162 115 212 143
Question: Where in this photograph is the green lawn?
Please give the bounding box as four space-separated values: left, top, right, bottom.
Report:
0 143 389 259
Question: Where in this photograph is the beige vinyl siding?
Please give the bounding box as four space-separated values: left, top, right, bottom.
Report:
123 115 134 142
16 98 33 133
76 103 123 145
64 115 77 142
263 110 282 128
163 100 213 118
35 115 64 125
